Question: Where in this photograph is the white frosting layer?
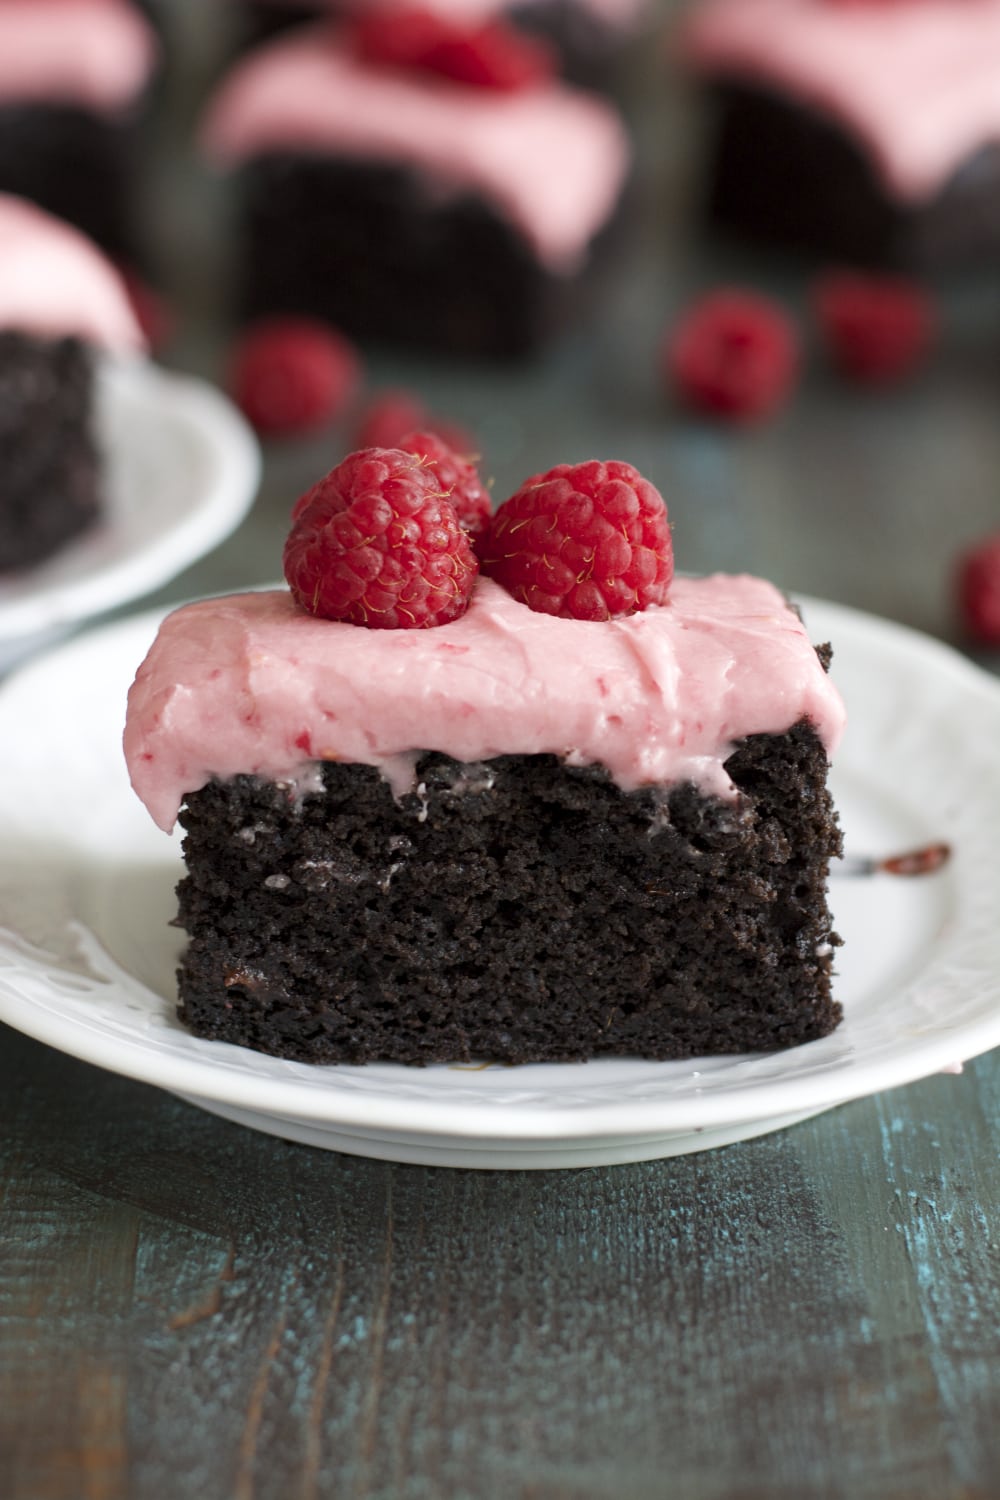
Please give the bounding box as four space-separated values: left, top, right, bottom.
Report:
0 194 144 352
201 28 629 271
682 0 1000 202
0 0 157 114
125 574 846 833
248 0 647 31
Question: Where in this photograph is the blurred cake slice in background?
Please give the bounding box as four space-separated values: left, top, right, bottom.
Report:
201 20 630 358
680 0 1000 271
0 0 158 261
0 194 144 574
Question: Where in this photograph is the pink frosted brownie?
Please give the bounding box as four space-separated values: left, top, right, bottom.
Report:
125 570 846 1065
680 0 1000 269
0 193 144 571
0 0 158 258
201 24 630 355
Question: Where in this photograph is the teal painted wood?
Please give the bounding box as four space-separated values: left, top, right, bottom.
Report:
1 1025 997 1500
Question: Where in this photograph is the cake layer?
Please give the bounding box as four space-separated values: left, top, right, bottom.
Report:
174 728 842 1065
0 0 156 115
234 152 623 356
201 26 629 272
0 332 99 573
124 575 846 833
0 193 142 352
682 0 1000 205
703 82 1000 271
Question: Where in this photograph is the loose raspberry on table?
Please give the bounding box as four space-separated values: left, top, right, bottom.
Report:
956 534 1000 645
354 389 475 457
666 289 799 422
479 459 673 621
284 448 479 629
351 8 555 91
396 430 491 540
814 271 935 384
230 318 361 437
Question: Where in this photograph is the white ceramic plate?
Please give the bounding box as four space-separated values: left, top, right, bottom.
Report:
0 358 260 662
0 597 998 1169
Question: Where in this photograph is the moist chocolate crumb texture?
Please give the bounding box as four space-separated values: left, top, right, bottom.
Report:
0 193 144 573
125 456 847 1066
0 0 158 260
200 25 630 356
680 0 1000 270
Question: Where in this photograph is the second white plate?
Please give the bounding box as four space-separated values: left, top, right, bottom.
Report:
0 358 260 658
0 597 997 1167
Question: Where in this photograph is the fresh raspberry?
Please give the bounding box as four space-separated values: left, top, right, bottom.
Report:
230 318 361 437
284 448 479 628
354 389 476 457
351 8 554 91
666 289 799 422
116 266 174 353
479 459 672 621
396 430 491 539
814 271 935 384
956 534 1000 645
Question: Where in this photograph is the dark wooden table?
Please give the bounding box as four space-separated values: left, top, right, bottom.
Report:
2 4 999 1495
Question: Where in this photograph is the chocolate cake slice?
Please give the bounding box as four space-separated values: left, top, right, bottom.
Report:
125 569 846 1067
681 0 1000 271
200 26 630 357
0 194 144 574
0 0 157 261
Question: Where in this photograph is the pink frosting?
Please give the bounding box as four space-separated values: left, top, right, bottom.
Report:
682 0 1000 203
0 194 143 352
0 0 157 114
124 574 846 834
201 28 629 271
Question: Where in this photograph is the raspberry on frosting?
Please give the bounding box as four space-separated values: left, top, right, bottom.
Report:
479 459 673 621
350 8 555 92
284 448 479 629
813 271 935 385
396 430 491 540
666 289 799 423
230 318 361 437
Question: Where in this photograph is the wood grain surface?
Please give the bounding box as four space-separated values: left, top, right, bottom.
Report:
1 1028 998 1500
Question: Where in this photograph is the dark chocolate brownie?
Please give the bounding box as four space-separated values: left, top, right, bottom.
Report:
174 717 843 1066
0 104 142 262
0 332 101 573
236 152 623 358
704 81 1000 272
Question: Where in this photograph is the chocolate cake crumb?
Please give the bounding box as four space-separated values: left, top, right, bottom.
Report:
705 82 1000 271
175 722 843 1065
236 153 623 359
0 332 100 573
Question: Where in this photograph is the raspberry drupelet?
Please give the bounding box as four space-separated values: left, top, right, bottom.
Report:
479 458 673 620
396 430 492 540
284 448 479 628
